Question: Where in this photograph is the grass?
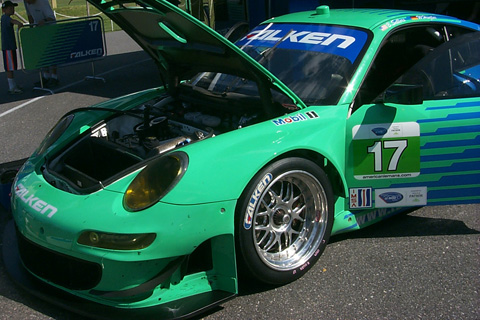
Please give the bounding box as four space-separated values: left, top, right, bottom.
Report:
12 0 122 32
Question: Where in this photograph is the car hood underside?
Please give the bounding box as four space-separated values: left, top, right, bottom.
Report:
86 0 305 107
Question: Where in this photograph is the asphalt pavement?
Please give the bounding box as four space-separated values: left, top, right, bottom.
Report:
0 31 479 320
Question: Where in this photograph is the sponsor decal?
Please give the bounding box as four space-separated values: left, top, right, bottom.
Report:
305 111 319 119
352 122 421 180
244 29 355 48
378 192 403 204
355 207 401 226
411 15 437 21
237 24 368 63
379 16 437 31
244 173 273 229
70 48 103 59
353 122 419 140
272 113 309 126
349 188 372 209
91 123 108 138
371 127 388 136
14 183 58 218
380 18 406 31
375 187 427 208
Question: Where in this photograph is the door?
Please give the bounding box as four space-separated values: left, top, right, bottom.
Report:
345 28 480 211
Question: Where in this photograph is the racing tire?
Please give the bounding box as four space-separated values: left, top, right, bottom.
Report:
235 157 334 285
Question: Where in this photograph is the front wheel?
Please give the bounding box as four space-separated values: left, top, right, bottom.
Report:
235 157 334 285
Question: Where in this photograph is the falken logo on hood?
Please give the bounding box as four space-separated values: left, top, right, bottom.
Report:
371 127 388 136
378 192 404 204
14 183 58 218
244 173 272 230
272 111 318 126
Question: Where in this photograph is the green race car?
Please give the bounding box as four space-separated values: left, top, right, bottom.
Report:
4 1 480 319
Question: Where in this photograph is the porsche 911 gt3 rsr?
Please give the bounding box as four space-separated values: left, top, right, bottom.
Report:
3 2 480 319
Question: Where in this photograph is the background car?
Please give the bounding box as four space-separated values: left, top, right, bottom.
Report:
3 1 480 319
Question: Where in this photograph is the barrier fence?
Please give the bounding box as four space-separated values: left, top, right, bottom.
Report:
19 16 105 70
17 16 106 92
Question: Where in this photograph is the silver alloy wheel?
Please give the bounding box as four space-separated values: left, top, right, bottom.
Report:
252 170 329 271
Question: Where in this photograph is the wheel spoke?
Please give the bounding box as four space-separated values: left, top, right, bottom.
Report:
257 229 270 245
291 204 306 222
263 232 279 252
255 225 269 231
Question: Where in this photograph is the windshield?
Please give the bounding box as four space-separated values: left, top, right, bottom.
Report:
188 23 370 106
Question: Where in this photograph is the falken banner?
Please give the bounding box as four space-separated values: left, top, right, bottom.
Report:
19 17 105 70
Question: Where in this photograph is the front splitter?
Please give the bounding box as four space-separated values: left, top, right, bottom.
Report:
2 219 235 319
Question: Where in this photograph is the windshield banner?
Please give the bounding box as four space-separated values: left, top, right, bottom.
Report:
236 24 368 63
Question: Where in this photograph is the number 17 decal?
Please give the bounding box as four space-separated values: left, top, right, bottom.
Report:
352 122 420 180
368 139 408 172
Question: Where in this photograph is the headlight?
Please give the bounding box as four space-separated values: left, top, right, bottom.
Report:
123 152 188 211
36 114 75 154
78 231 156 250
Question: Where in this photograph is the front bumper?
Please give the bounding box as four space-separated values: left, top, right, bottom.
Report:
3 219 235 319
6 161 239 318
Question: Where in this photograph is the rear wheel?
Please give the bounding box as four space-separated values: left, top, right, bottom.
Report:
236 157 334 285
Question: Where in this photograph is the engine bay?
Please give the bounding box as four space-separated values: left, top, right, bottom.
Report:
43 91 265 194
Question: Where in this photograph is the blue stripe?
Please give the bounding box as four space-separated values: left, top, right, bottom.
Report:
425 101 480 110
421 161 480 174
428 187 480 199
430 198 480 205
421 124 480 136
420 148 480 162
417 112 480 123
421 135 480 149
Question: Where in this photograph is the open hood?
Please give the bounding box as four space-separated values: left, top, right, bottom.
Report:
86 0 306 108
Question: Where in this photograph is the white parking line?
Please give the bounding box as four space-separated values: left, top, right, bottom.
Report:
0 57 151 119
0 96 44 118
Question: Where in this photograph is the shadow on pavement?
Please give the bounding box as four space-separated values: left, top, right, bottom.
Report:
0 51 161 105
330 209 480 243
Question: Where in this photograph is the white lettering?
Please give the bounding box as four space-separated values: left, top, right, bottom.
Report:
299 32 330 44
264 30 283 41
243 30 356 49
321 34 355 49
14 183 58 218
43 205 58 218
252 29 274 40
32 200 47 212
284 31 310 42
70 48 103 59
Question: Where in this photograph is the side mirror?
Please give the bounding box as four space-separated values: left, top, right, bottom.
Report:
378 84 424 105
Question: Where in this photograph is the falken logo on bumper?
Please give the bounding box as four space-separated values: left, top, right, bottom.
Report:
14 183 58 218
272 111 318 126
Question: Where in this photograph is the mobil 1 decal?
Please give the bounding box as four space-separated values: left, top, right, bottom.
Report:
352 122 420 180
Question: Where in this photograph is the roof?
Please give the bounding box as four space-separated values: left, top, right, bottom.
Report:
263 7 471 31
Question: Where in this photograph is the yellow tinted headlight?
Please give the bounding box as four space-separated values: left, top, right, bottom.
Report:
78 231 156 250
123 152 188 211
